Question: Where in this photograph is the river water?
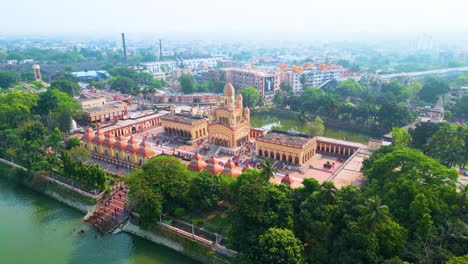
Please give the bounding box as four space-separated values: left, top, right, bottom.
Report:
250 111 370 143
0 177 197 264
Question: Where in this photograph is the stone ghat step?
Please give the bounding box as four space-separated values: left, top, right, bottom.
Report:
85 186 129 233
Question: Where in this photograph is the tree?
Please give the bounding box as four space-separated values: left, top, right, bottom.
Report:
408 121 442 150
452 95 468 119
391 127 412 148
418 76 450 103
149 78 163 89
179 74 195 94
230 173 293 251
357 196 393 232
36 89 58 129
319 181 338 204
66 137 81 150
49 89 81 132
0 72 18 88
50 77 80 96
190 171 224 210
47 127 63 152
253 228 303 264
260 158 277 181
280 81 292 94
0 91 38 128
307 116 325 135
337 78 366 97
125 155 195 224
68 146 89 162
447 254 468 264
377 102 414 132
424 124 467 168
240 87 261 108
109 76 138 94
273 92 283 105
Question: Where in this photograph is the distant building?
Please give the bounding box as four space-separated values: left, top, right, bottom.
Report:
221 68 280 98
78 96 107 109
152 92 217 105
79 100 128 125
152 72 166 80
280 64 341 92
71 70 110 82
141 57 223 74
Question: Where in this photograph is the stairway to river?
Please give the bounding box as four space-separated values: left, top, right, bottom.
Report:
86 184 129 234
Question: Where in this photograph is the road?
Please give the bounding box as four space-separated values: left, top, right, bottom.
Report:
377 66 468 80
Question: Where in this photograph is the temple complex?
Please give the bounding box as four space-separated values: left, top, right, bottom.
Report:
207 83 251 149
81 127 156 169
256 130 316 165
77 81 389 188
160 114 208 144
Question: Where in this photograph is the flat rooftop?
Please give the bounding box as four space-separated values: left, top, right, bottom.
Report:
257 130 314 148
161 114 207 125
100 111 170 132
315 136 365 149
83 101 127 114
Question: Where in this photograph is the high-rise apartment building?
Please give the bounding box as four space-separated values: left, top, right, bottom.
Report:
221 68 280 98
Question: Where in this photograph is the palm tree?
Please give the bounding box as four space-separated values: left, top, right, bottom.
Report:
457 182 467 208
356 196 392 232
319 181 337 204
260 158 277 182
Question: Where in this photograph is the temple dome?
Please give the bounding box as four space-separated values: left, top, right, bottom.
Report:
188 152 207 171
114 135 127 150
222 159 241 177
137 139 155 157
223 82 235 97
281 174 293 186
125 137 139 153
82 127 94 141
103 133 116 147
92 129 105 145
205 156 223 175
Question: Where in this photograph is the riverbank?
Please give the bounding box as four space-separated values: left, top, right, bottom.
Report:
122 222 230 264
0 164 230 264
0 165 96 213
0 176 198 264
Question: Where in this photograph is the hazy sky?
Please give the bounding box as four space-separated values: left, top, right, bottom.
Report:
1 0 467 37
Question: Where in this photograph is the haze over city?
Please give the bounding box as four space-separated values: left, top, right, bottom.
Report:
2 0 468 41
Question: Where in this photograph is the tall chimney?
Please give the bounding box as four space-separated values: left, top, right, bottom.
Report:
159 39 163 60
121 33 127 63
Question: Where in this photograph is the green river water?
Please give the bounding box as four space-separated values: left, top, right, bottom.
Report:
250 111 370 144
0 177 198 264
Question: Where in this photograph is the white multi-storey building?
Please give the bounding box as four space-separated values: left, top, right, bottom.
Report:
284 66 341 92
141 57 223 74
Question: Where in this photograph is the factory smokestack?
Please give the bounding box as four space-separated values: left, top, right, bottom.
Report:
159 39 163 60
121 33 127 63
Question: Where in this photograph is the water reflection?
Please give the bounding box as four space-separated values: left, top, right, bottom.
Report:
0 177 197 264
250 111 370 143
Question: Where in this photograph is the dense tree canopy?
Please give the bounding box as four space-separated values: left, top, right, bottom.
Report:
109 76 138 94
179 74 196 94
50 77 80 96
125 155 195 224
418 76 450 103
239 87 261 108
254 228 303 264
